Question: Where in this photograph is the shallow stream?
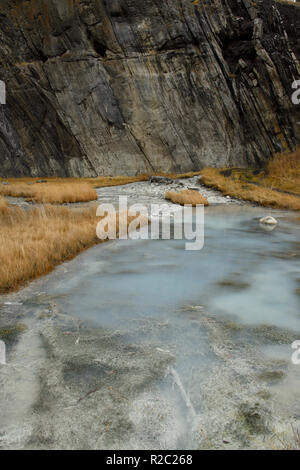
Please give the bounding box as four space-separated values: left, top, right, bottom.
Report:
0 184 300 449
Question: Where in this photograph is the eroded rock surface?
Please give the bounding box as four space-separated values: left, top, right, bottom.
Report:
0 0 299 176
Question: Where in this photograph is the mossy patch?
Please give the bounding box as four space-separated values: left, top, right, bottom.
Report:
257 370 285 383
238 402 268 435
251 324 300 345
222 319 244 332
218 279 250 290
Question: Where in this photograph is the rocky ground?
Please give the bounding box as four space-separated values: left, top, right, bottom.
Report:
96 176 239 210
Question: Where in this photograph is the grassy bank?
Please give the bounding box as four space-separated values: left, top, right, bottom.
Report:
0 171 202 292
0 175 150 190
201 151 300 211
0 172 203 204
165 189 209 206
0 200 146 294
0 182 98 204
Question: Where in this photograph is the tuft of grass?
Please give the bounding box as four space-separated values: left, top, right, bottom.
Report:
201 150 300 212
0 324 27 342
0 182 98 204
275 425 300 450
0 204 147 293
165 189 209 206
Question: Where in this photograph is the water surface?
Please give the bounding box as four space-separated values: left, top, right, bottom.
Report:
1 204 300 449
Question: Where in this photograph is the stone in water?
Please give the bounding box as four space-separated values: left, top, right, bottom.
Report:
260 216 278 225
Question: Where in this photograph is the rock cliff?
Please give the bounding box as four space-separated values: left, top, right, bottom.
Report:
0 0 299 176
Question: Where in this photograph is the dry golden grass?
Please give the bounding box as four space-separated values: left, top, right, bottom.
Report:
89 175 149 188
0 172 204 203
0 175 149 188
266 150 300 195
1 171 203 188
274 425 300 450
201 168 300 210
276 0 300 6
165 189 209 206
0 197 9 216
201 150 300 211
0 182 98 204
159 171 203 180
0 203 147 294
0 170 203 291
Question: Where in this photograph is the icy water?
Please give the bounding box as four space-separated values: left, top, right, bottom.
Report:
0 204 300 449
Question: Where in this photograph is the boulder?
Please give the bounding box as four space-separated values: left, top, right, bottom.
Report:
149 176 174 185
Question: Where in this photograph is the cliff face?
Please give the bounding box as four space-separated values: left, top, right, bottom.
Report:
0 0 299 177
277 1 300 62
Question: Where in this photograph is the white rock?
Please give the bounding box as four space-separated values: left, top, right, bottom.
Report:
259 216 278 225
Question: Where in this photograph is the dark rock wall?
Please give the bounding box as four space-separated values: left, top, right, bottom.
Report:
277 1 300 61
0 0 299 176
